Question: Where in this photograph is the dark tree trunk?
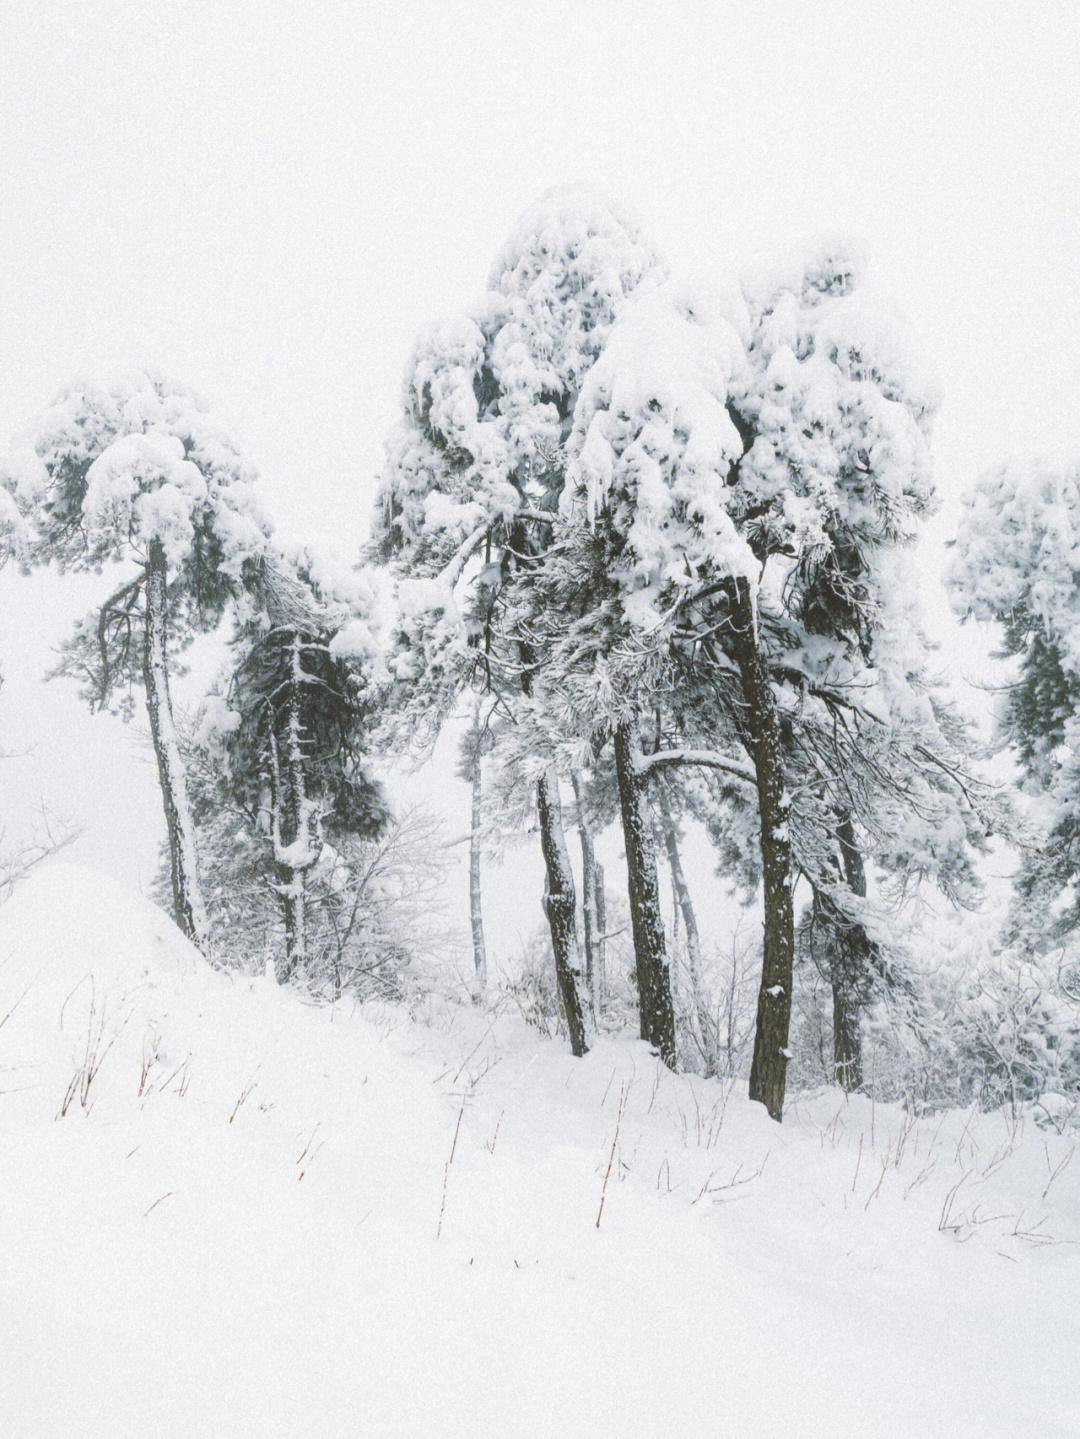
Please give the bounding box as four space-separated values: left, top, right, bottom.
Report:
613 721 676 1067
143 539 207 949
571 771 599 1020
726 578 795 1122
536 770 590 1057
830 814 868 1091
279 889 304 984
832 969 863 1092
518 626 589 1055
660 798 718 1076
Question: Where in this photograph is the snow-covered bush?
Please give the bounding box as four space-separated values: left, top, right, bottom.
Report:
957 954 1080 1111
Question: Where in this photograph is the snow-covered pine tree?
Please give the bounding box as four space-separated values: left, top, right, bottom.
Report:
515 281 759 1069
712 246 992 1104
542 248 989 1118
198 551 389 982
950 454 1080 964
373 187 667 1057
1 373 269 946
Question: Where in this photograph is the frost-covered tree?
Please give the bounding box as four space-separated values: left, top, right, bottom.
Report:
950 453 1080 962
197 551 388 981
374 187 667 1057
540 247 988 1117
176 710 446 998
527 283 758 1073
1 373 269 945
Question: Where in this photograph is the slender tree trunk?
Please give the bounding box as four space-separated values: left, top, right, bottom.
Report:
726 578 794 1122
594 860 607 1013
535 770 590 1057
469 707 488 1000
660 799 718 1076
830 813 867 1091
518 627 589 1055
571 771 599 1020
273 633 319 984
613 721 676 1066
143 539 207 949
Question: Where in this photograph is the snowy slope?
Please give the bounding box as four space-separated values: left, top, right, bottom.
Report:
1 865 1078 1439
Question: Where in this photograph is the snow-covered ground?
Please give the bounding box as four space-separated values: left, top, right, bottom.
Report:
1 864 1077 1439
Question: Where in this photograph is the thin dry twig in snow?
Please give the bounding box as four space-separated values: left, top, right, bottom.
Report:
596 1081 627 1230
436 1093 467 1240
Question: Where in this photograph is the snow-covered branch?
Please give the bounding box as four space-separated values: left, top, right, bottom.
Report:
634 748 756 786
440 521 493 594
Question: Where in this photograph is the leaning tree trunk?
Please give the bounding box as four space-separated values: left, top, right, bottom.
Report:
660 799 718 1077
535 770 590 1057
726 578 795 1122
143 538 207 949
518 627 589 1055
571 771 599 1021
469 709 488 1000
613 721 676 1067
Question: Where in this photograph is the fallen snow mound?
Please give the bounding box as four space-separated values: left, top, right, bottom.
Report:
0 863 213 1104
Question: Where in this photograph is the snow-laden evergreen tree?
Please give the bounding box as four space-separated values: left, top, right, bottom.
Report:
196 550 389 981
373 186 667 1057
950 454 1080 967
732 249 997 1093
537 247 991 1118
1 372 269 946
177 717 443 998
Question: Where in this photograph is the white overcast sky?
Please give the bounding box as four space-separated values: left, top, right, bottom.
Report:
3 0 1078 569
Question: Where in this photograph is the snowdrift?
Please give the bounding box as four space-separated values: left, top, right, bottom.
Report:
0 864 214 1114
1 865 1079 1438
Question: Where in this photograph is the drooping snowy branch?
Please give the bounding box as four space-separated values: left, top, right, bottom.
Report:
633 747 756 786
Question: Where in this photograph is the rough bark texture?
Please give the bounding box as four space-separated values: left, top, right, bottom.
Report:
571 772 599 1020
661 803 718 1077
535 770 590 1057
613 721 676 1067
280 890 304 984
143 539 207 949
727 578 795 1122
469 727 488 999
518 626 589 1055
830 813 868 1091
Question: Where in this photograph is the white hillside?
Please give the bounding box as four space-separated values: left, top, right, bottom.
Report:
0 864 211 1110
1 865 1078 1439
